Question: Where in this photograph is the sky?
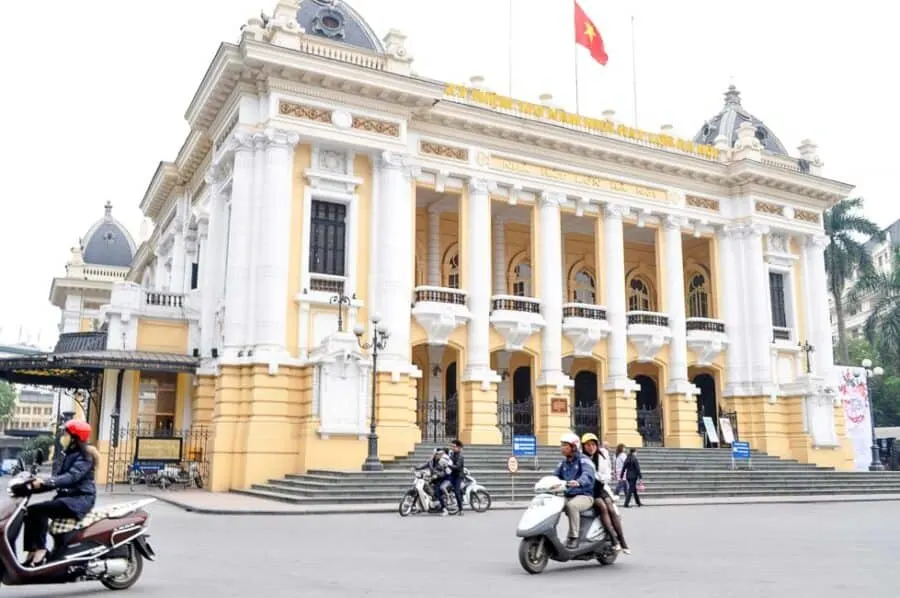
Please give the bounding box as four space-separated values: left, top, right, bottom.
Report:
0 0 895 349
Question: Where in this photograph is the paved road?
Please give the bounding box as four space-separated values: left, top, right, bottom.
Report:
9 498 900 596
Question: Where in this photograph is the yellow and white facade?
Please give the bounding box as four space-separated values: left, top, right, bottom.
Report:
81 0 859 490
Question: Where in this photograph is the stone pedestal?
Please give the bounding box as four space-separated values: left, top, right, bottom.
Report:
603 389 642 447
192 375 216 429
459 381 501 445
662 394 702 448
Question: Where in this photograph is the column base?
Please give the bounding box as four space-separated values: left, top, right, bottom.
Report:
662 394 702 448
535 385 573 446
603 389 642 447
459 381 501 445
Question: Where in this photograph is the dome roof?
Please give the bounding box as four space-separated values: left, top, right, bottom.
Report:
81 202 136 268
693 85 789 155
296 0 384 52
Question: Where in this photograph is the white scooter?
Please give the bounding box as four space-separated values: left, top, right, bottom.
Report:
461 468 492 513
398 470 460 516
515 476 618 574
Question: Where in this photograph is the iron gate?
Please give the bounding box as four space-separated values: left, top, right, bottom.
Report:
106 425 211 489
418 395 458 443
498 396 535 442
637 407 663 446
573 401 600 438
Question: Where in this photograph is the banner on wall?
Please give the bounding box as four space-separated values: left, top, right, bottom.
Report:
833 366 873 471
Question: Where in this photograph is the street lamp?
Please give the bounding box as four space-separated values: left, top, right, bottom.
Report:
862 358 886 471
354 314 390 472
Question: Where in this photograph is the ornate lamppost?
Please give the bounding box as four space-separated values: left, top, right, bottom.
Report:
330 293 355 333
862 358 886 471
354 314 390 472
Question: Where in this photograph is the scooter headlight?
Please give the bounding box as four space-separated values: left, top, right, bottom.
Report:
529 495 548 508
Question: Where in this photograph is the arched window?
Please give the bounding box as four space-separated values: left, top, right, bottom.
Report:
442 245 460 289
628 276 654 311
687 272 710 318
572 269 596 304
513 261 532 297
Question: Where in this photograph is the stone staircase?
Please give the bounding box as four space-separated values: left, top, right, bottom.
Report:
234 444 900 506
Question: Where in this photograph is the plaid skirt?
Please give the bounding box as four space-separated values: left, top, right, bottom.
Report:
48 509 105 535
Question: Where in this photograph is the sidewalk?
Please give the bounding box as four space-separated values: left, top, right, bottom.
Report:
98 488 900 516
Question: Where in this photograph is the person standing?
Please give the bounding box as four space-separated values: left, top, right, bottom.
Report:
447 439 465 516
622 448 643 508
614 444 627 499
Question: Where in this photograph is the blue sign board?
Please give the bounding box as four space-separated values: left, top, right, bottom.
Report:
731 441 751 459
513 435 537 457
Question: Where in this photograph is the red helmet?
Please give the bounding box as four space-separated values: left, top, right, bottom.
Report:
64 420 91 443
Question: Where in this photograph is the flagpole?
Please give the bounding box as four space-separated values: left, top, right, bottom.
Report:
631 15 639 127
573 0 581 114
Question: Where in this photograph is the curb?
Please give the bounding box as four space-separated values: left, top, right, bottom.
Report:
113 492 900 516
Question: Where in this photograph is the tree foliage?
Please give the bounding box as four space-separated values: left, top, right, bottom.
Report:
20 435 55 466
0 381 16 423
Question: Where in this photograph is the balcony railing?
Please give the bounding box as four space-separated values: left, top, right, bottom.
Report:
145 291 184 309
309 274 345 295
686 317 726 334
491 295 541 314
414 286 467 306
772 326 792 341
626 311 670 327
563 303 608 321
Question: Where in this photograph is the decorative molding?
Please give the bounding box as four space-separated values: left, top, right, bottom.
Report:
806 234 830 250
755 201 784 216
419 140 468 162
264 128 300 148
352 116 400 137
468 178 497 195
795 208 820 224
538 191 566 209
279 101 332 123
686 195 720 212
603 203 631 220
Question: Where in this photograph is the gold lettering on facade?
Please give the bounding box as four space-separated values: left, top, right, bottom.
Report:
489 157 666 201
419 141 468 162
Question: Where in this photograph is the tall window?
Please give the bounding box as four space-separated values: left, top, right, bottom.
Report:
687 272 709 318
137 372 177 435
628 276 653 311
768 271 788 328
446 253 460 289
512 262 532 296
572 269 596 303
309 200 347 276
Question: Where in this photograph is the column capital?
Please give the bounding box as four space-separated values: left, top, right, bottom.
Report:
806 234 830 250
232 129 257 153
468 177 497 195
377 151 420 179
263 128 300 148
663 214 689 231
603 203 631 220
719 222 769 240
538 191 566 209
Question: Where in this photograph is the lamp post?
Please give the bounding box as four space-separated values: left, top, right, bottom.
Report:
862 358 886 471
354 314 390 472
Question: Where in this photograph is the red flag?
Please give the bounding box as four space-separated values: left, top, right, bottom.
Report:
574 1 608 66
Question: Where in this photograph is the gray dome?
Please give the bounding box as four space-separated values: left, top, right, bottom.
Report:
81 202 136 268
296 0 384 53
694 85 789 155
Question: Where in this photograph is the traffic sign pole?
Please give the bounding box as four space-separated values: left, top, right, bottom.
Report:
507 456 519 503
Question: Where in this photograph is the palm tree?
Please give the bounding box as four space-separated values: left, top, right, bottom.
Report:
848 248 900 369
824 197 882 364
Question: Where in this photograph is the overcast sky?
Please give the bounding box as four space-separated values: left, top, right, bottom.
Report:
0 0 894 348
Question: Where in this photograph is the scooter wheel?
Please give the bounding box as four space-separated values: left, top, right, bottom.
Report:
471 490 491 513
518 538 549 574
100 544 144 590
398 492 415 517
596 548 618 566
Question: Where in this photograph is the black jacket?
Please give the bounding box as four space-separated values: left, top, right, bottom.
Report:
448 451 465 480
47 447 97 518
623 455 642 482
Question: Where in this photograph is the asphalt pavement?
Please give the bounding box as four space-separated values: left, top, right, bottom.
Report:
7 497 900 597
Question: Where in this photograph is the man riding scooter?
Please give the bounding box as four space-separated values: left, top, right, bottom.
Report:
414 449 453 515
552 433 596 549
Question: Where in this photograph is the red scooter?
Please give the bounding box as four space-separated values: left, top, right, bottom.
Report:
0 472 156 590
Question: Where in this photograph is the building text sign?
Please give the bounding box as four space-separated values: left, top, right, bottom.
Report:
444 84 721 160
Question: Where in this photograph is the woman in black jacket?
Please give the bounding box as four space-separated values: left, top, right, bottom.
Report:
622 448 643 507
23 420 98 566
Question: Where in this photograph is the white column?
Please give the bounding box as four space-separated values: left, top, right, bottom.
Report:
663 215 692 394
463 178 496 382
253 129 300 359
62 294 83 334
170 218 186 294
717 226 746 394
537 192 567 388
373 151 416 373
427 208 441 286
222 132 256 357
245 133 268 349
806 235 834 376
745 224 773 389
603 204 630 389
493 218 506 295
196 215 212 355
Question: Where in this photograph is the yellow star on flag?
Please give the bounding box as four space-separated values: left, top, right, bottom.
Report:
584 22 596 44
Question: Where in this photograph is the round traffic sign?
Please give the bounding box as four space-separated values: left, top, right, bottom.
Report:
507 456 519 473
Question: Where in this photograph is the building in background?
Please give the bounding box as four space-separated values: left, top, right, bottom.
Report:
828 218 900 345
0 387 55 434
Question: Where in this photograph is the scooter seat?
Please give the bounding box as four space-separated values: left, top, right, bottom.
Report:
579 508 597 518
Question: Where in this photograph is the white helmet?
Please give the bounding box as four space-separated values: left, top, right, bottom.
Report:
560 432 580 449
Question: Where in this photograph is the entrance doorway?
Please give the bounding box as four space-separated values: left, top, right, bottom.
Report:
512 366 534 436
693 373 717 447
444 362 458 440
572 370 599 438
634 374 662 446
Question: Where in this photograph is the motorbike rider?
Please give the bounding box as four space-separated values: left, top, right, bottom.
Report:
447 439 465 517
553 432 596 549
581 433 630 554
414 448 452 514
22 420 99 567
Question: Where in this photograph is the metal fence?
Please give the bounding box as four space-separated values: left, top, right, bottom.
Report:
105 425 211 488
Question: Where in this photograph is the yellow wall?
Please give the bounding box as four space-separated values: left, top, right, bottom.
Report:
285 144 310 356
136 319 189 353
